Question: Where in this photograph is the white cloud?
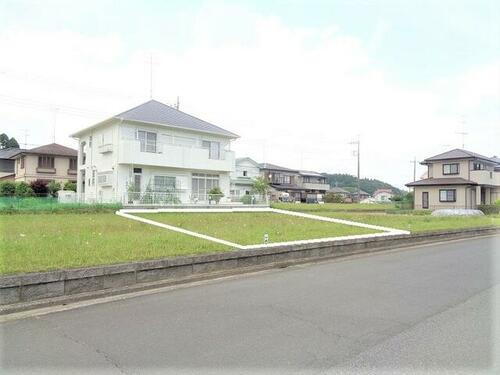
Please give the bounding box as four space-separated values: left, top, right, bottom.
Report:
0 4 498 188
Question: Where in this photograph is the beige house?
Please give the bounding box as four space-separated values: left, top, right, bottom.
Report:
12 143 78 184
406 149 500 210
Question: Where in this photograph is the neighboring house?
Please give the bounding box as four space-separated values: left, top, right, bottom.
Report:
0 148 23 181
71 99 238 204
346 188 370 201
230 157 260 197
298 170 330 202
258 163 329 202
406 149 500 210
373 188 394 202
12 143 77 184
327 187 351 199
259 163 302 202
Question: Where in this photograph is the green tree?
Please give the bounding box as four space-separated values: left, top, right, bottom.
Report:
324 192 344 203
47 181 62 197
251 177 269 199
15 182 35 197
0 133 20 149
63 181 77 192
0 181 16 196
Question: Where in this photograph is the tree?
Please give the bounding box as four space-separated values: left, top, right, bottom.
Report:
63 181 77 192
0 133 20 149
47 181 62 197
0 181 16 196
251 177 270 198
324 192 344 203
15 182 34 197
30 179 49 196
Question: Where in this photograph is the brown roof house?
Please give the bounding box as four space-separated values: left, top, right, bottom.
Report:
406 149 500 210
12 143 78 184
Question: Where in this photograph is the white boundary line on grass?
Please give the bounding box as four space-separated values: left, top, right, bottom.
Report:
117 207 410 250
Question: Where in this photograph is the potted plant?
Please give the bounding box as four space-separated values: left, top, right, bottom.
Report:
208 187 224 204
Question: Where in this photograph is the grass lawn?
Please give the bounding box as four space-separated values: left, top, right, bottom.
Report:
136 212 380 246
0 213 230 275
274 209 500 233
272 202 395 212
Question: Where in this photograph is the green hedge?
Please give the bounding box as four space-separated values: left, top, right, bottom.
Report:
477 204 500 215
0 197 122 214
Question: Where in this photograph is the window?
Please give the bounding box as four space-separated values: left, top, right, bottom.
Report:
20 156 25 169
137 130 157 153
154 176 176 192
38 156 54 168
443 163 459 175
89 136 92 147
133 168 142 174
192 173 220 199
134 174 141 192
472 162 484 171
91 170 96 185
243 170 247 177
439 189 456 202
202 140 221 159
69 158 77 170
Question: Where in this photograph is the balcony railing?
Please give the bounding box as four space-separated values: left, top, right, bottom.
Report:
98 143 113 153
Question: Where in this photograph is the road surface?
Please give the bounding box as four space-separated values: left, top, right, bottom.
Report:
1 235 499 374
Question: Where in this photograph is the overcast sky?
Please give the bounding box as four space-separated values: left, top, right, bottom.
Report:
1 0 499 188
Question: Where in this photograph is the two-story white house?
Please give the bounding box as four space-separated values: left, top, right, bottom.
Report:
230 157 261 197
71 100 238 204
406 149 500 210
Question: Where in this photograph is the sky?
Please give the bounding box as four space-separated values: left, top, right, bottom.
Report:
0 0 499 188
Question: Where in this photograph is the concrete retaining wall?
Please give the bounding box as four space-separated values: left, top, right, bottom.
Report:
1 227 499 311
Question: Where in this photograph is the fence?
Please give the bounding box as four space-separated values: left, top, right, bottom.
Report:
124 191 267 206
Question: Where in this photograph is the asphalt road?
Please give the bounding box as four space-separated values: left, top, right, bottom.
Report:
1 235 499 374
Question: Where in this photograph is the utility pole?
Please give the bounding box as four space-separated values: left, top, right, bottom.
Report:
349 136 361 202
410 157 417 182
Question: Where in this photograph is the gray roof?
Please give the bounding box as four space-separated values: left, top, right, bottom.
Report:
115 100 238 138
423 149 498 164
328 187 350 194
17 143 77 158
235 157 260 166
299 170 324 177
258 163 299 173
406 177 477 187
0 147 24 159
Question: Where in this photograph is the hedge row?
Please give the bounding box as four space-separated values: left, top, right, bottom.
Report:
0 180 76 198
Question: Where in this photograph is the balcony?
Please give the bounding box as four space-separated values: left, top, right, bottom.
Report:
117 140 235 172
67 169 77 175
301 182 330 191
98 143 113 153
36 167 56 174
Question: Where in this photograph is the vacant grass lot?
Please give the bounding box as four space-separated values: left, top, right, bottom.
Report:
272 202 395 212
137 212 379 245
0 213 230 275
272 204 500 232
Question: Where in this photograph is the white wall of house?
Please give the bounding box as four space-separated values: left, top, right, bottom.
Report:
75 119 235 203
230 158 260 196
373 192 393 202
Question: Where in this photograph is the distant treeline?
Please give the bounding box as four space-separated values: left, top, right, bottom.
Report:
322 173 404 196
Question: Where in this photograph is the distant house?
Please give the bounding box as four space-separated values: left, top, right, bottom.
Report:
347 189 370 201
230 157 260 197
373 189 393 202
327 187 351 199
406 148 500 210
0 148 23 181
12 143 78 184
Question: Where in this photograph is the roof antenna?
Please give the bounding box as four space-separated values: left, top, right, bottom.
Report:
456 115 467 149
149 53 153 99
176 96 180 109
53 108 59 143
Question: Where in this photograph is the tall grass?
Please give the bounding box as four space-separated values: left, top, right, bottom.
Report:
0 197 122 214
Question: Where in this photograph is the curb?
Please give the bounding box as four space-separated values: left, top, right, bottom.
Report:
1 226 499 314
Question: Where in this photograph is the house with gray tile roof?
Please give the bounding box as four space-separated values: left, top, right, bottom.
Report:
406 148 500 210
71 100 239 204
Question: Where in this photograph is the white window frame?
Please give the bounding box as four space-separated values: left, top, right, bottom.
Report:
136 129 157 153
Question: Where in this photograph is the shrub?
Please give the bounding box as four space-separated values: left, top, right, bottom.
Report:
240 195 253 205
0 181 16 196
477 204 500 215
63 181 77 192
208 187 224 203
30 179 49 196
251 177 270 198
15 182 34 197
47 181 62 197
324 192 344 203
